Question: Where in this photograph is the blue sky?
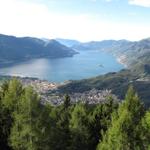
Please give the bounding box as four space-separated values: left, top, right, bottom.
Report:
0 0 150 41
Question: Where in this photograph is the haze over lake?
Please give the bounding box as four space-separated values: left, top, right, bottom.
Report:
0 50 123 82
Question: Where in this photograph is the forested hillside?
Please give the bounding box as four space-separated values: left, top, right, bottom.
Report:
58 38 150 106
72 38 150 67
58 69 150 106
0 79 150 150
0 34 77 67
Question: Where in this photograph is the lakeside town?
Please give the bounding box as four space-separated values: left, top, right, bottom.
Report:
41 89 119 105
17 77 119 105
0 75 119 105
20 78 60 93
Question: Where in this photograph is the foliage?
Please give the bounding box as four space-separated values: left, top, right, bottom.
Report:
58 69 150 107
0 80 150 150
97 86 145 150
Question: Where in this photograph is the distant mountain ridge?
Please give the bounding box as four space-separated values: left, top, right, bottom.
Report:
72 38 150 68
1 34 150 71
72 40 120 50
55 38 81 47
43 37 150 75
0 34 77 66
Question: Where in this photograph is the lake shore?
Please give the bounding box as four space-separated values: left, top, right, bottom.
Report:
116 55 128 68
0 50 124 82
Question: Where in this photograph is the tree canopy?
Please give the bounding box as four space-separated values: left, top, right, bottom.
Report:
0 80 149 150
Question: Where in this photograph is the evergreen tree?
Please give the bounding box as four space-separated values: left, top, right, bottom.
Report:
141 111 150 149
9 86 41 150
47 95 72 150
0 79 149 150
2 79 23 111
0 79 23 150
0 81 12 150
88 97 118 150
97 86 145 150
64 94 71 109
36 103 56 150
69 103 90 150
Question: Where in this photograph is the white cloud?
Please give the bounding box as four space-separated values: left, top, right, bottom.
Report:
129 0 150 7
0 0 149 42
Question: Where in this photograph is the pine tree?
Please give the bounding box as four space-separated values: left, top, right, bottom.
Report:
88 97 118 150
47 95 72 150
69 103 90 150
0 81 12 149
9 86 41 150
0 79 23 150
2 79 23 111
35 103 54 150
141 111 150 149
64 94 71 109
97 86 145 150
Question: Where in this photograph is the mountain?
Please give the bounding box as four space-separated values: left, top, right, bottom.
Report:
72 38 150 68
0 34 77 66
56 38 81 47
72 39 130 50
72 40 116 50
58 68 150 107
117 38 150 67
58 38 150 106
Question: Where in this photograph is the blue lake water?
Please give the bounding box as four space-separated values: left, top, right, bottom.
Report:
0 50 124 83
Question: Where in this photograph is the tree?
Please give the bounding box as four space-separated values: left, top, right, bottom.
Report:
141 111 150 149
88 97 118 150
46 95 72 150
63 94 71 109
69 103 90 150
97 86 145 150
9 86 41 150
35 104 54 150
2 79 23 111
0 79 23 150
0 81 12 150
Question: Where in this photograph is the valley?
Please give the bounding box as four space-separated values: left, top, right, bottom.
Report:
1 0 150 149
0 34 150 106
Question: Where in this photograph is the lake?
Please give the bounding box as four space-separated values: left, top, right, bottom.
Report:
0 50 124 83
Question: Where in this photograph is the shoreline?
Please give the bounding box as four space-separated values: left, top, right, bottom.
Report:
116 55 128 68
0 52 130 86
0 75 61 93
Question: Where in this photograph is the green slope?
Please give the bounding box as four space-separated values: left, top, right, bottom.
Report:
58 38 150 106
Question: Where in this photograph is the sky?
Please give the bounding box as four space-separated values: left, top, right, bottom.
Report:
0 0 150 42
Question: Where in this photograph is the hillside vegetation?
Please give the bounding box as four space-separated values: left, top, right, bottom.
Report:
58 38 150 106
0 34 77 67
0 79 150 150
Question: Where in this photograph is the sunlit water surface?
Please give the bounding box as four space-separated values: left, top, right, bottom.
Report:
0 50 124 82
